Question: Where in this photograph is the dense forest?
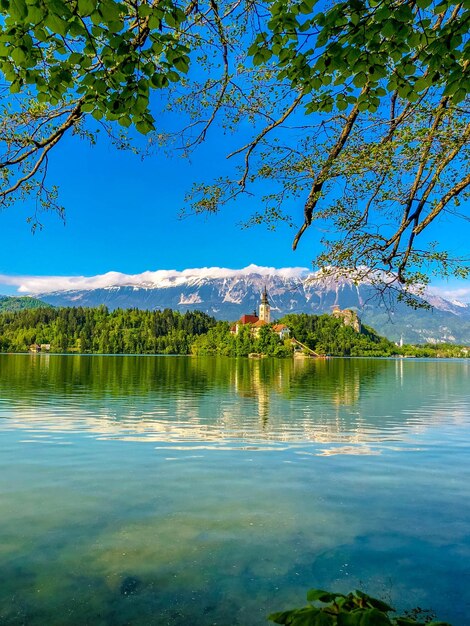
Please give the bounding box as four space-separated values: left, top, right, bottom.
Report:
0 306 468 358
0 306 215 354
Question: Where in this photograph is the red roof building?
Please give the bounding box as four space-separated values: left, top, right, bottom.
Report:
240 314 259 324
230 288 290 339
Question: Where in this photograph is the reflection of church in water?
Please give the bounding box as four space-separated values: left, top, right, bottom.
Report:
231 359 279 426
231 357 362 429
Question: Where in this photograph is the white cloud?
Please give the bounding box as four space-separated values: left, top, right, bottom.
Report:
428 284 470 303
0 264 310 295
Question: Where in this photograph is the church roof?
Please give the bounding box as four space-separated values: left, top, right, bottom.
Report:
252 319 268 327
239 314 259 324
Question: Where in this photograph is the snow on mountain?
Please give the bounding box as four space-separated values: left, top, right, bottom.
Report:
9 264 308 294
31 265 470 344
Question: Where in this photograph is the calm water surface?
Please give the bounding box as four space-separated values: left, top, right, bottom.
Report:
0 354 469 625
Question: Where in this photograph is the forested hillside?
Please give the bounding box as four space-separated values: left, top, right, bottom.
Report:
0 296 51 313
0 307 215 354
192 315 398 357
0 307 467 357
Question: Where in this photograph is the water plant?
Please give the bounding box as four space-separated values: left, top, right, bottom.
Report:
268 589 452 626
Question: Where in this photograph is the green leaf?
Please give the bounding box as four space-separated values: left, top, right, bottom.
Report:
307 589 345 603
9 80 21 93
77 0 95 16
45 13 68 35
150 73 168 88
452 87 466 103
10 0 27 19
117 114 131 126
173 56 189 73
68 52 82 66
353 591 394 613
352 72 367 88
10 46 27 65
135 119 154 134
26 4 42 22
381 21 396 39
338 608 392 626
269 610 292 624
247 41 260 56
269 607 326 625
99 0 121 23
166 70 180 82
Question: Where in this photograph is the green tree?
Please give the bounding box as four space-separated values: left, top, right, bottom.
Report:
256 324 283 355
0 0 469 289
235 324 256 356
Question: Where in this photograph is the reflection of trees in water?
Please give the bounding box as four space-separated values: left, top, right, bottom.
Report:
0 354 388 408
0 355 468 448
290 357 395 402
0 354 213 401
230 357 391 423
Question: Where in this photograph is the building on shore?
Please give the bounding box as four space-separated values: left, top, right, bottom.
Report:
231 288 290 339
29 343 51 353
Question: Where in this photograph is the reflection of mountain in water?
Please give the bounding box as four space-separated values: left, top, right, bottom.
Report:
0 355 468 454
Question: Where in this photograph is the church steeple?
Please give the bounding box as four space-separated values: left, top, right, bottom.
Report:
259 286 271 323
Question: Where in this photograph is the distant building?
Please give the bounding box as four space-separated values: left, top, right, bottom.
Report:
331 305 361 332
231 288 290 339
29 343 51 352
230 312 259 335
240 313 259 325
272 324 290 340
259 286 271 324
251 318 268 336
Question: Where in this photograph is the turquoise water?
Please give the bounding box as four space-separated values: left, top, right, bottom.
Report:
0 354 469 625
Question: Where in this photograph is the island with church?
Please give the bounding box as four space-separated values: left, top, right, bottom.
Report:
226 287 366 358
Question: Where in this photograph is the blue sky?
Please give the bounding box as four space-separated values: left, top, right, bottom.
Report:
0 123 317 289
1 128 307 271
1 118 469 301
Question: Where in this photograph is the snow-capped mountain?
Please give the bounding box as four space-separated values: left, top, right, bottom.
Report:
32 265 470 344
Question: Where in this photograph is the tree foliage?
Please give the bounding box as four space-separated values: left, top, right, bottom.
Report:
0 306 468 356
0 295 52 312
191 321 292 356
0 305 215 353
268 588 452 626
0 0 469 284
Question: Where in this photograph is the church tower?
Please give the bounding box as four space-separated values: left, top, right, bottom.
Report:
259 286 271 323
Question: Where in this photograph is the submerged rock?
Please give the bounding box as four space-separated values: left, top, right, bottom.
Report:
120 576 141 596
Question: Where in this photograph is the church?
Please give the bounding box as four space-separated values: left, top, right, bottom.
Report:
230 287 290 339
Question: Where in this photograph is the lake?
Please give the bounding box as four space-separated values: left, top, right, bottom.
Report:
0 354 469 625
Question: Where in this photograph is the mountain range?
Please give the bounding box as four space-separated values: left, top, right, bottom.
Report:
22 265 470 345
